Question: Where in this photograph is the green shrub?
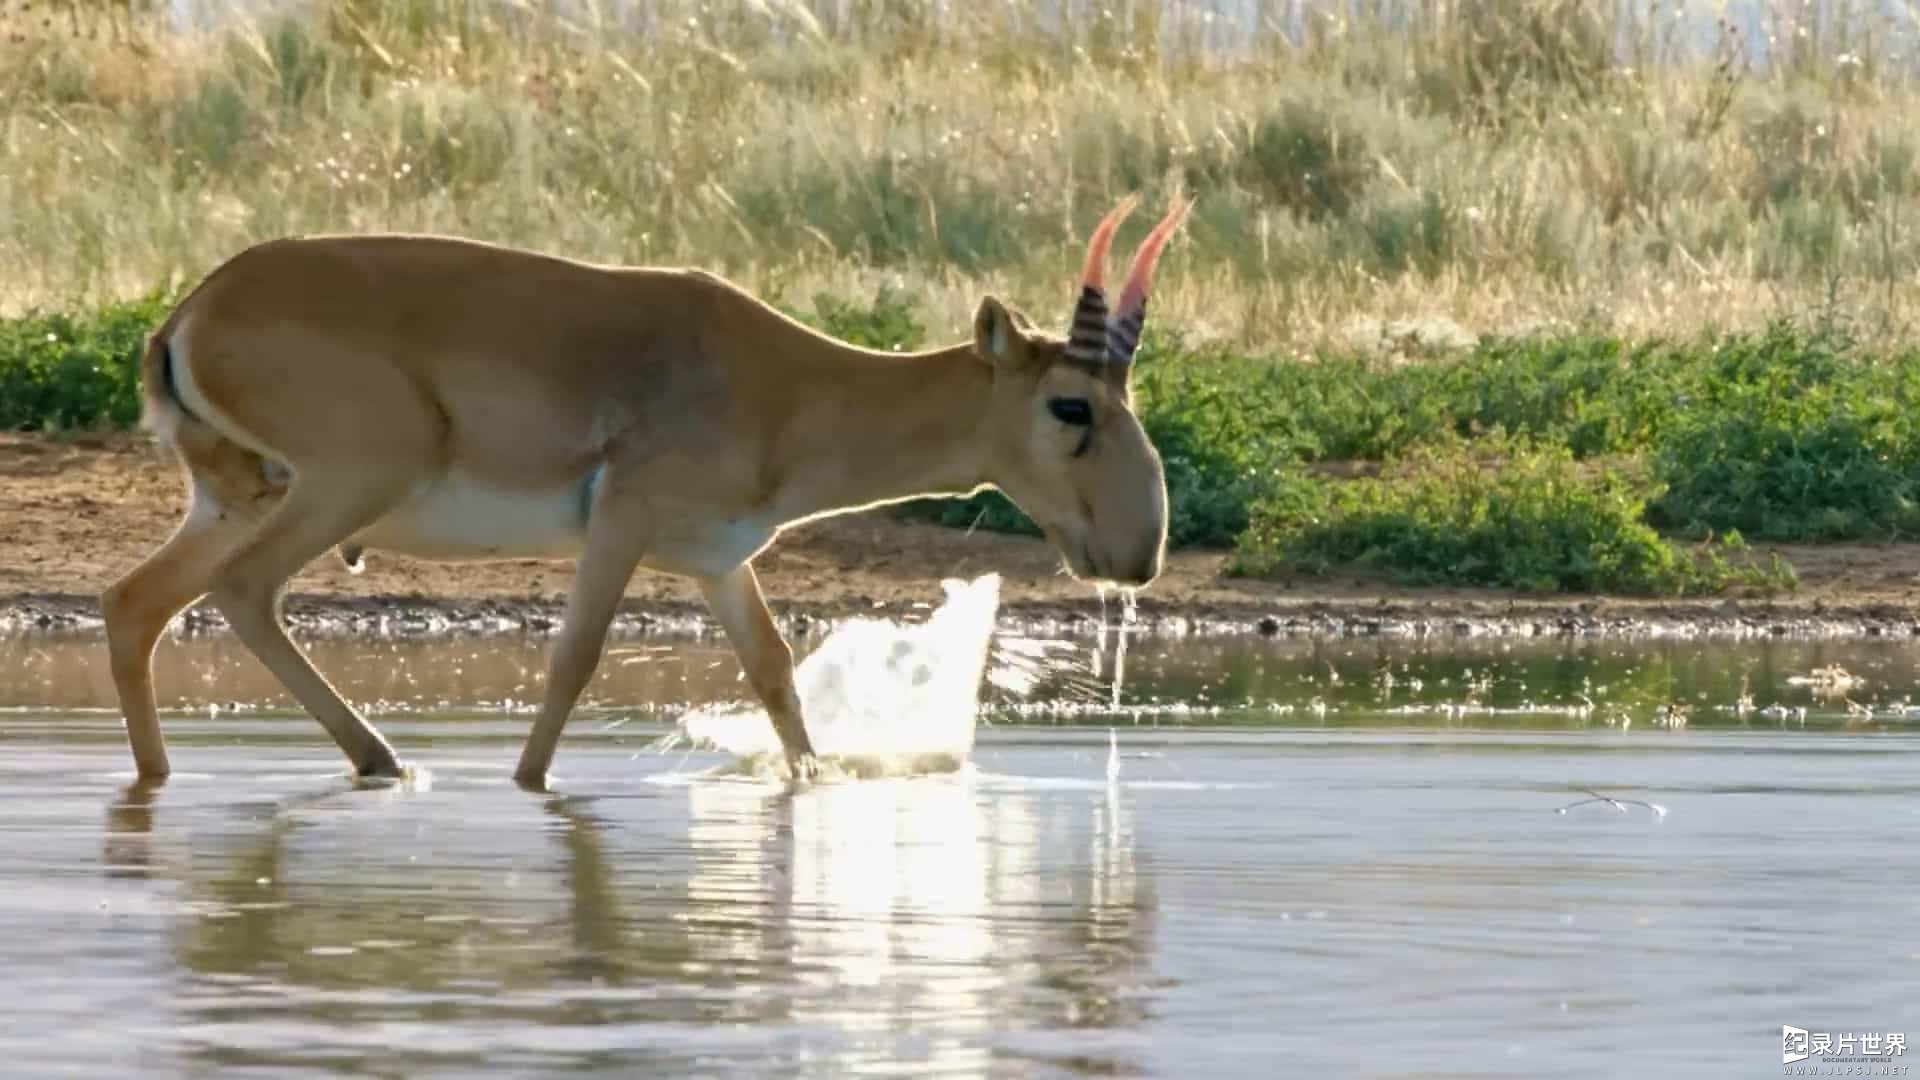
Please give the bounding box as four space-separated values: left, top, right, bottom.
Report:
1129 335 1287 546
794 287 927 351
1231 438 1793 595
0 291 173 430
1427 334 1702 457
1644 325 1920 540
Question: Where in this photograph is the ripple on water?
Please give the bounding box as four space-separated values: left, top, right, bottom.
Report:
6 582 1920 1073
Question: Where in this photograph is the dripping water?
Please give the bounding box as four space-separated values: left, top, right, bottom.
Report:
1090 583 1109 683
1111 587 1138 711
1104 587 1139 795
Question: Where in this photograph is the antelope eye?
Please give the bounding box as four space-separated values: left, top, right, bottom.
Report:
1047 397 1093 426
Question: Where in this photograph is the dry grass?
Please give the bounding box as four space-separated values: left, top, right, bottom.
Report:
7 0 1920 353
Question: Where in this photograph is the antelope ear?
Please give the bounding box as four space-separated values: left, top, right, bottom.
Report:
973 295 1023 366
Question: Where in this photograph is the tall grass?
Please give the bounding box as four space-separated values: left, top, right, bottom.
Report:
7 0 1920 351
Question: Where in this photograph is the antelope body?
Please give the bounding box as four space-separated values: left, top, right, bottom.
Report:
102 197 1190 787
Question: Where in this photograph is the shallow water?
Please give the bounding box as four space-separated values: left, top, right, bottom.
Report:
15 628 1920 729
4 630 1920 1076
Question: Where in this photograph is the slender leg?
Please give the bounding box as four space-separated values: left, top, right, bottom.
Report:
699 563 818 780
206 470 419 778
513 523 648 790
102 489 256 779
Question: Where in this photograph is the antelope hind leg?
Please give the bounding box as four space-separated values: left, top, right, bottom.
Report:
204 467 424 779
103 425 285 779
513 516 649 791
102 489 256 778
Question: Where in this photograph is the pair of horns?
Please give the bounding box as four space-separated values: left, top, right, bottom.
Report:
1066 194 1194 371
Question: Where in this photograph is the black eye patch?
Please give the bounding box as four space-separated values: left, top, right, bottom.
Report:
1047 397 1093 426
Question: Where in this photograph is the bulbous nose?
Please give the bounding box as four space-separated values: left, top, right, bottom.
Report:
1116 551 1162 588
1094 538 1163 588
1121 549 1152 584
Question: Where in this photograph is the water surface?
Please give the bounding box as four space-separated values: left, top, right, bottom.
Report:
13 628 1920 728
2 632 1918 1077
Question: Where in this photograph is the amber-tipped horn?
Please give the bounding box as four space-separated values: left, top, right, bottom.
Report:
1107 197 1194 366
1066 196 1139 365
1079 194 1139 293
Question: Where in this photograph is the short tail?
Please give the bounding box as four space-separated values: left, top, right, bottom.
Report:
139 331 187 440
140 330 230 469
143 318 365 575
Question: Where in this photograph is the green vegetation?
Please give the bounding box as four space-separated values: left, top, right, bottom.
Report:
1232 441 1794 596
1643 330 1920 542
0 290 171 430
8 1 1920 596
6 289 1907 597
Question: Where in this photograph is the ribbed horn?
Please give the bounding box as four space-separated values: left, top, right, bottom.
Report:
1065 196 1138 365
1107 196 1194 367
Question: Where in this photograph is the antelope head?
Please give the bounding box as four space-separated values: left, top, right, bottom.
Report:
970 195 1192 588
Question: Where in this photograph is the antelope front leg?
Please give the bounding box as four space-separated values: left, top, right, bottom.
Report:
699 564 819 781
514 521 647 790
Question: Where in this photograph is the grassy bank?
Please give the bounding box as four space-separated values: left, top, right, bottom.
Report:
11 1 1920 597
5 1 1920 353
23 288 1920 597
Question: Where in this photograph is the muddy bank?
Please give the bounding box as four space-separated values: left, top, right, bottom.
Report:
11 588 1920 642
8 433 1920 640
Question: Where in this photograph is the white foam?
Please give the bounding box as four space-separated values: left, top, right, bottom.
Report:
674 573 1005 779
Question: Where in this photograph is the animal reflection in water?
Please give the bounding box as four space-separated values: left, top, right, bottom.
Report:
99 767 1153 1072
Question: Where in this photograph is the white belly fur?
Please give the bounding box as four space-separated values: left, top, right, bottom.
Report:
351 473 778 573
643 516 778 578
350 471 590 561
170 333 588 562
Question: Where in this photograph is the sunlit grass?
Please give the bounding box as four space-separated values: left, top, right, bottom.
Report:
11 0 1920 594
6 0 1920 352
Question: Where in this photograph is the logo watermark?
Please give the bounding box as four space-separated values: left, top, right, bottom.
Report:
1785 1025 1909 1074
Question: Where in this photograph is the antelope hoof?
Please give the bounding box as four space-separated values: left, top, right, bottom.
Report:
788 752 821 784
354 749 406 782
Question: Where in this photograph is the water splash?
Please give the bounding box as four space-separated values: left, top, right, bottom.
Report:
982 632 1083 699
671 574 1007 780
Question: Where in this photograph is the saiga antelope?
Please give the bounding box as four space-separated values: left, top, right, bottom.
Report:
101 195 1190 788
